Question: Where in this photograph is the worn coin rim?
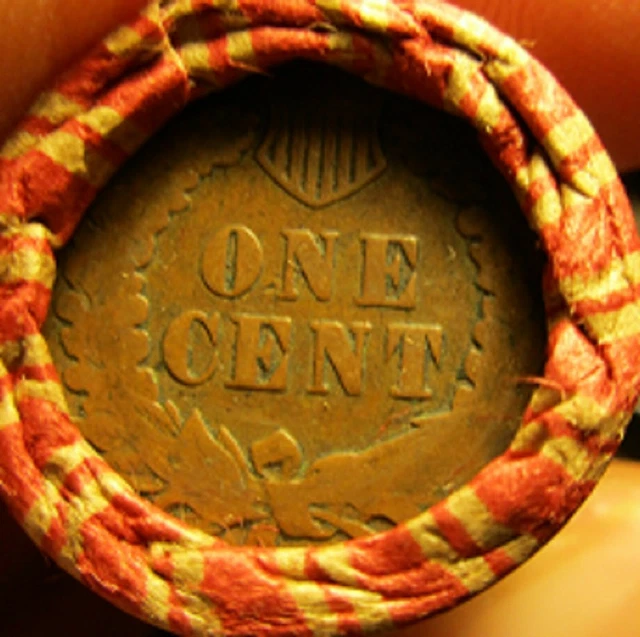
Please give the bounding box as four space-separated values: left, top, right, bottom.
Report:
0 0 638 634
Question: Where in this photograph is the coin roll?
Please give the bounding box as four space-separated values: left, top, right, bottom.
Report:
0 1 639 635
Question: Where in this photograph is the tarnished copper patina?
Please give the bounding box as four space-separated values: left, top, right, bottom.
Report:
43 65 545 547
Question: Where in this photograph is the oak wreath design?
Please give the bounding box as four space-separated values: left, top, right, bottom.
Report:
1 0 639 634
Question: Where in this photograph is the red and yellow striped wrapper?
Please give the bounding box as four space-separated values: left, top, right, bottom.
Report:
0 1 638 634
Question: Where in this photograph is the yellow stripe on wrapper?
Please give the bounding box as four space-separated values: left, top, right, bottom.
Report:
406 512 461 562
168 545 207 586
274 547 345 634
561 251 640 305
474 83 507 133
104 26 147 57
0 92 86 160
15 379 68 414
57 469 133 571
443 55 480 111
584 300 640 343
553 395 630 440
320 0 396 34
30 91 85 124
453 12 529 67
543 111 595 163
572 151 619 199
226 30 257 67
499 534 539 567
173 10 217 84
340 589 394 634
37 131 116 188
76 107 148 155
0 247 55 290
316 0 347 23
445 487 516 551
531 189 564 229
311 544 361 587
42 440 95 489
0 391 20 430
514 152 563 229
17 334 55 368
327 31 356 57
540 435 612 483
274 547 307 579
57 477 115 570
354 0 392 33
23 481 66 548
447 555 498 594
1 132 41 161
141 574 173 630
544 111 596 165
153 545 225 634
281 581 341 636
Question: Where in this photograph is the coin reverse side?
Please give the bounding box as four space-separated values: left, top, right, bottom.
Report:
44 65 546 547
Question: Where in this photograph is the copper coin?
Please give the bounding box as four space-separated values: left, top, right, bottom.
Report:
43 63 545 547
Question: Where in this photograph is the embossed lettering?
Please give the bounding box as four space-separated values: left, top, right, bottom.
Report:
279 229 338 302
202 225 263 298
387 323 443 399
163 311 220 385
308 320 372 396
226 314 292 391
356 233 418 309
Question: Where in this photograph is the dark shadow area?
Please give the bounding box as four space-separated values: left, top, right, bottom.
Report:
618 172 640 461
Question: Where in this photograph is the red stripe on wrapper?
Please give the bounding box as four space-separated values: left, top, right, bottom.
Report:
431 502 482 557
99 55 189 136
483 547 517 577
240 0 324 27
78 523 150 620
18 398 82 470
473 454 595 543
0 281 51 329
249 29 332 72
200 549 314 636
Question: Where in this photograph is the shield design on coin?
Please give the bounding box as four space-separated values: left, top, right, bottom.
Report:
257 88 387 208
